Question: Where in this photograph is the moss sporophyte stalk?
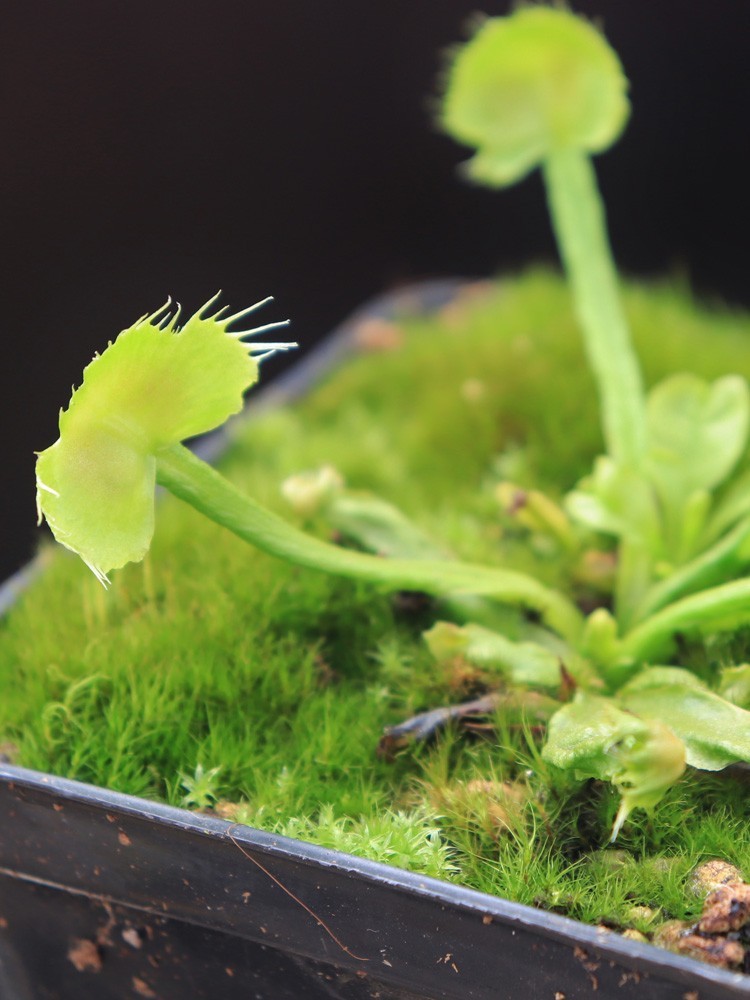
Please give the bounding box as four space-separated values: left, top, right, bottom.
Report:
34 5 750 841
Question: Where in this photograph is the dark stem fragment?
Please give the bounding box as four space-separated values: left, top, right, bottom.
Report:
377 693 503 760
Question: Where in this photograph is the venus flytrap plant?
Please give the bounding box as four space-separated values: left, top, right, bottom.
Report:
428 4 750 833
36 295 583 639
34 5 750 843
441 7 642 469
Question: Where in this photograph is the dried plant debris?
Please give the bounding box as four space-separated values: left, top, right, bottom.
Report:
0 742 19 764
427 778 532 841
377 692 502 759
654 861 750 970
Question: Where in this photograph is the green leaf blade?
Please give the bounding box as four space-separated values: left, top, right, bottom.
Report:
623 578 750 662
644 373 750 560
646 374 750 498
620 667 750 771
566 456 661 550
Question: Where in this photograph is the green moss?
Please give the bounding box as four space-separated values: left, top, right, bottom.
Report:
4 269 750 924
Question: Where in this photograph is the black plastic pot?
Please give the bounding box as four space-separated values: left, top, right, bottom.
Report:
2 282 749 999
3 761 750 1000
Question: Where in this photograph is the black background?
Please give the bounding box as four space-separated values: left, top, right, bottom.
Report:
3 1 750 583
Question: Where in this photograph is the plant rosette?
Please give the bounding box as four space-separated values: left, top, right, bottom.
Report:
3 6 750 997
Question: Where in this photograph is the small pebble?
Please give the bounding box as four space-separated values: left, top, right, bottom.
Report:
688 859 744 898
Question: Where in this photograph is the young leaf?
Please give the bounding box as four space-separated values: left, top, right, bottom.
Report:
566 456 661 551
496 482 577 552
579 608 632 687
608 721 686 841
566 457 660 626
36 296 291 583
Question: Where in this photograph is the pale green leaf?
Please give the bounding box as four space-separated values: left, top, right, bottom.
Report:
328 494 451 561
623 577 750 662
36 432 156 585
36 296 288 582
620 666 750 770
543 692 644 775
646 374 749 496
440 7 629 188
